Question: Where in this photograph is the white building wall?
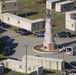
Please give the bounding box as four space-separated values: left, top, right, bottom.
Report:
1 13 45 31
46 0 52 10
3 59 43 75
55 1 74 12
46 0 60 10
65 11 76 31
22 55 63 71
55 3 61 12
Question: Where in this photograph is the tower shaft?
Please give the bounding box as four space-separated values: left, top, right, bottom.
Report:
43 9 55 51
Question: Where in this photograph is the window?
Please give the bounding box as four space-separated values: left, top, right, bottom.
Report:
7 17 10 21
28 67 31 71
14 12 16 14
72 24 73 27
18 21 20 24
14 4 16 6
19 65 22 69
3 5 5 7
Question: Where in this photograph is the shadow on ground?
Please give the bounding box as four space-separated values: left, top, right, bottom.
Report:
61 41 76 47
4 68 12 74
43 69 55 75
0 28 7 33
63 61 74 70
18 12 38 18
12 43 18 49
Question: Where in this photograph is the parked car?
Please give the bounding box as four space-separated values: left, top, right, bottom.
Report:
15 28 28 35
70 61 76 69
61 71 76 75
61 71 68 75
34 31 45 37
0 36 10 44
56 31 71 38
2 46 11 55
0 22 7 28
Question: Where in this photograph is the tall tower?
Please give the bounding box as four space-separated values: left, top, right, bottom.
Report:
43 9 55 51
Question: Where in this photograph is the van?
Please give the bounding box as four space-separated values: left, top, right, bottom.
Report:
66 43 76 55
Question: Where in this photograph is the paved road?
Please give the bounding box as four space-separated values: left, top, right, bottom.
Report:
2 29 76 62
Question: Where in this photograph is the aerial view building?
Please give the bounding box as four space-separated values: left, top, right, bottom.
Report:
55 0 74 12
0 0 18 18
65 10 76 31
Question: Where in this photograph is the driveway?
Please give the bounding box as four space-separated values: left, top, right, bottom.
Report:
2 29 76 62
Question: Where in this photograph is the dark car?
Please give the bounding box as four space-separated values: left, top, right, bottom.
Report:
2 46 11 55
0 36 10 44
34 31 45 37
56 31 71 38
0 22 7 28
15 28 28 35
70 61 76 69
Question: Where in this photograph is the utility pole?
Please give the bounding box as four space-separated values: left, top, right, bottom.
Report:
63 51 65 71
26 45 27 75
24 44 28 75
24 4 29 18
57 36 59 59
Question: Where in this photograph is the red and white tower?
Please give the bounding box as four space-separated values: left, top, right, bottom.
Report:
43 9 55 51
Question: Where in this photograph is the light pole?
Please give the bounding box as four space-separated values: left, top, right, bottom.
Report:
63 51 65 71
24 4 29 18
24 44 28 75
57 36 59 59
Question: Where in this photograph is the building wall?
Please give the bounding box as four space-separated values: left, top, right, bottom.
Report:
22 55 63 71
46 0 60 10
0 0 18 19
65 11 76 31
3 59 43 75
0 1 2 19
55 3 61 12
1 13 45 31
55 1 74 12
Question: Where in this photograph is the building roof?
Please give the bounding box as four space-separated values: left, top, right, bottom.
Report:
4 0 17 3
22 55 63 62
2 13 32 23
32 18 45 23
66 10 76 14
2 13 45 23
56 0 74 5
47 0 60 2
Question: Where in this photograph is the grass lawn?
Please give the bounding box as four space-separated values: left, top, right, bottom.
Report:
4 0 76 35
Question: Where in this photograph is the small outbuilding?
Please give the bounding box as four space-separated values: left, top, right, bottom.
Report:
65 10 76 31
3 59 43 75
55 1 74 12
1 13 45 31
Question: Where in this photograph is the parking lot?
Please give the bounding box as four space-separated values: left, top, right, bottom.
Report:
1 28 76 63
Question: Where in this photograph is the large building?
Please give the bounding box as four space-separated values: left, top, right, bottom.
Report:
55 0 74 12
1 13 45 31
46 0 60 10
0 0 18 18
65 10 76 31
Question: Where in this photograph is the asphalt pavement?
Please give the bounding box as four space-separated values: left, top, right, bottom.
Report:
1 29 76 62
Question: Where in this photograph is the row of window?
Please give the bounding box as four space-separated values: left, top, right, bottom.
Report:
7 17 20 24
